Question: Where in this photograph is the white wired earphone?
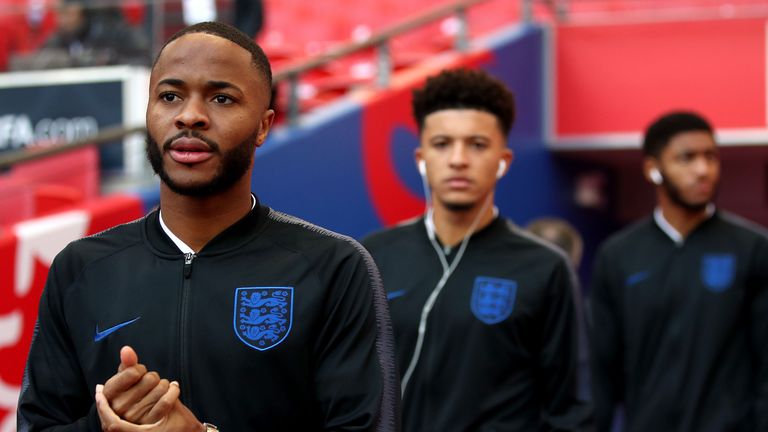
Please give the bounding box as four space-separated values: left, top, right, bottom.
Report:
418 159 507 180
401 159 504 395
649 167 663 185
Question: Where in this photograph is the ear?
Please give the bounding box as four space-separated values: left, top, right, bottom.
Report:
499 148 513 178
255 109 276 148
643 158 662 185
414 148 425 176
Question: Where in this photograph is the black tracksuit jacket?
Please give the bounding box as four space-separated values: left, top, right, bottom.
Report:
590 211 768 432
17 200 399 431
362 217 592 432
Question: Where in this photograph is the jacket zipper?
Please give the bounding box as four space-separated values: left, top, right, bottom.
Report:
180 252 195 404
184 252 194 278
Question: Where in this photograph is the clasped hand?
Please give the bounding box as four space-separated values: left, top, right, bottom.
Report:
94 346 204 432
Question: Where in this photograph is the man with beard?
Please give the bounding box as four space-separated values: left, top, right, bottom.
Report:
361 69 592 431
590 111 768 432
17 21 399 432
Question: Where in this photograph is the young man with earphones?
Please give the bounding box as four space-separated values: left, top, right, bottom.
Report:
590 111 768 432
362 68 592 431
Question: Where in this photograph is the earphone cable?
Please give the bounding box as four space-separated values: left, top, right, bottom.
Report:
400 185 494 395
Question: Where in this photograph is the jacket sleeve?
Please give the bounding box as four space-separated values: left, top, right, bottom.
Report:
589 246 623 432
312 243 400 432
17 258 102 432
750 236 768 431
537 259 593 431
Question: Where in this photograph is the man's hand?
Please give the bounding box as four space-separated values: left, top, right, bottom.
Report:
101 346 180 424
96 384 204 432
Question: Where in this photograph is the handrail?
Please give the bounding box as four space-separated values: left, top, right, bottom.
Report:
272 0 503 124
0 125 145 170
273 0 490 80
0 0 520 167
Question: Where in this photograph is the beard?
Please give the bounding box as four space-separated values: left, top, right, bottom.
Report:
145 130 257 197
440 199 476 212
661 172 716 213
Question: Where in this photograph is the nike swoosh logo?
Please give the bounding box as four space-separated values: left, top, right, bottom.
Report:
626 271 650 287
94 317 141 342
387 289 407 301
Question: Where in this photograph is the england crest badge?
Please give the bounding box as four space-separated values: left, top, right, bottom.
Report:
234 287 293 351
471 276 517 325
700 254 736 293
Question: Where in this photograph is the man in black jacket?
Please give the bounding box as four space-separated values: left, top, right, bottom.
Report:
362 68 591 431
590 111 768 431
17 21 399 432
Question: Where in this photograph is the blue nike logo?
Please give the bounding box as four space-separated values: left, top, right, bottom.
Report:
387 289 407 301
94 317 141 342
626 271 650 287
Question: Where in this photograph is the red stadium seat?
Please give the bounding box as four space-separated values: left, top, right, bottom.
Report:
0 176 34 227
33 184 85 217
11 147 99 200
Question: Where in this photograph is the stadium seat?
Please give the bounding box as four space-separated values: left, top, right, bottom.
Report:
0 176 34 227
11 147 99 200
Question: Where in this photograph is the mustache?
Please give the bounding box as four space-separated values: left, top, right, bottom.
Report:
162 131 220 152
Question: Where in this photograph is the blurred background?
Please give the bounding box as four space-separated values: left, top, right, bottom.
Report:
2 0 768 430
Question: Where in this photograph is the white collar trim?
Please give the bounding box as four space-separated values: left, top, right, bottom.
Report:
159 211 195 254
653 203 715 246
159 194 256 254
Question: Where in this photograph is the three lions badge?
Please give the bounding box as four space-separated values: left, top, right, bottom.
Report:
234 287 293 351
701 254 736 293
471 276 517 324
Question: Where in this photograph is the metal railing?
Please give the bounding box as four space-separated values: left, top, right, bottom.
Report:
0 0 534 167
272 0 495 123
0 125 146 170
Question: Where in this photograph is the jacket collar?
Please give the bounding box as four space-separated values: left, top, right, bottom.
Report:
143 194 270 257
653 204 716 246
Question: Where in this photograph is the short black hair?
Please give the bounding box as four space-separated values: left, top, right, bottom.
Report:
642 111 713 157
154 21 272 92
412 68 515 136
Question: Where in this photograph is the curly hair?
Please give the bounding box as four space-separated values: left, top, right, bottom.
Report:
642 111 713 158
412 68 515 136
153 21 272 93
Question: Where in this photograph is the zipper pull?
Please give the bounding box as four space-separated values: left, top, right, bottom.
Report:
183 252 195 278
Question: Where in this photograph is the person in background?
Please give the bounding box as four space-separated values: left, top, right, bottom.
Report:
181 0 215 26
11 0 149 70
526 217 584 269
234 0 264 39
362 68 592 431
590 111 768 432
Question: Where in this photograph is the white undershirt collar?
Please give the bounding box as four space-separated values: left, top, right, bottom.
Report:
159 194 256 254
427 206 499 255
653 203 715 246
